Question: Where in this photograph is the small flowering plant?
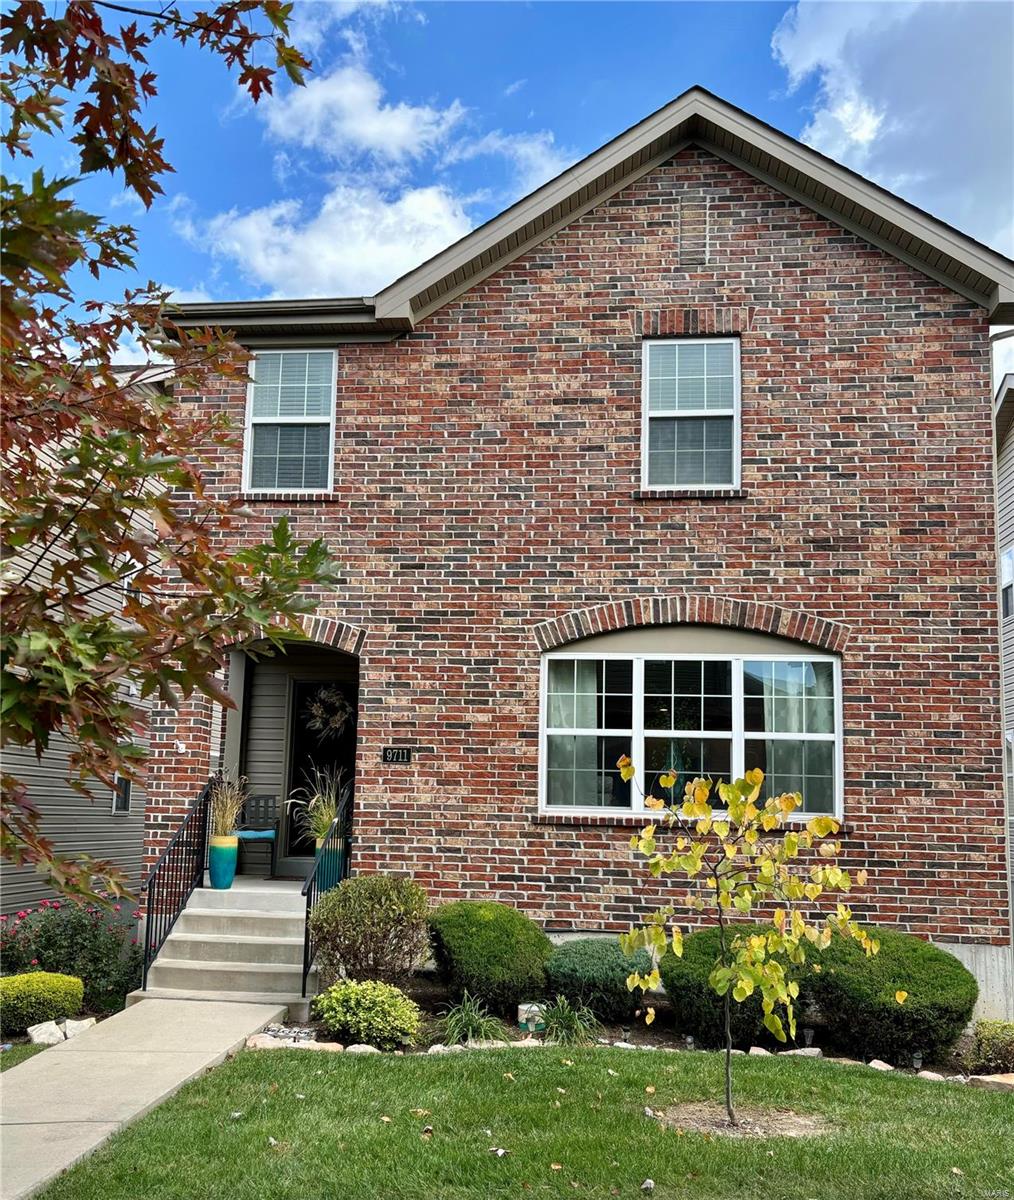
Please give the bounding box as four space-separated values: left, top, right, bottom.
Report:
616 759 878 1125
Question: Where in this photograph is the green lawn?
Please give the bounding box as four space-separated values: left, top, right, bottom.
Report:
0 1043 45 1072
36 1047 1011 1200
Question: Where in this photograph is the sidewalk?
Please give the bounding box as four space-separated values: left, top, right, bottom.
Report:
0 997 285 1200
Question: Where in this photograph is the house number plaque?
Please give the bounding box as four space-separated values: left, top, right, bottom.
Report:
382 747 412 764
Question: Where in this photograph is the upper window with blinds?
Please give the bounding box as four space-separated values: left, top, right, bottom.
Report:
642 338 741 490
244 350 336 492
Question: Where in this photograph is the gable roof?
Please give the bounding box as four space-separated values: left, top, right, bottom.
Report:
175 86 1014 341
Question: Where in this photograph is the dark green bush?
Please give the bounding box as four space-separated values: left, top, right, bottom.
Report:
0 971 84 1035
659 924 785 1048
309 873 429 987
545 938 652 1023
429 901 552 1014
1 900 141 1012
808 927 978 1063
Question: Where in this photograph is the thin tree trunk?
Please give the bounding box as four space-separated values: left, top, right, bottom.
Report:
716 906 737 1126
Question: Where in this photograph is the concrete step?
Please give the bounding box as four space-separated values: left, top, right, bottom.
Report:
126 987 311 1022
146 958 305 995
176 909 305 939
191 885 305 914
162 931 305 966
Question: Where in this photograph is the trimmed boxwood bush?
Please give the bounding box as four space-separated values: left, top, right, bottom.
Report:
545 938 652 1023
429 901 552 1014
968 1020 1014 1074
313 980 421 1049
0 971 84 1036
808 927 978 1063
659 924 787 1048
308 873 429 987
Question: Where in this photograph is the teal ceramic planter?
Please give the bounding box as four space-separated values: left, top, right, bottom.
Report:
208 835 238 889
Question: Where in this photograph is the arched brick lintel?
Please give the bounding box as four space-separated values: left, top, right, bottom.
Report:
298 613 367 657
532 596 850 655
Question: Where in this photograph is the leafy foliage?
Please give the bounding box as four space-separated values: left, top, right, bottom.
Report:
808 926 977 1063
545 938 652 1024
618 763 875 1123
968 1019 1014 1074
0 2 333 902
1 898 141 1011
540 994 601 1045
429 900 552 1015
313 980 421 1050
287 764 351 845
658 924 794 1047
438 992 509 1046
309 874 430 988
0 970 83 1035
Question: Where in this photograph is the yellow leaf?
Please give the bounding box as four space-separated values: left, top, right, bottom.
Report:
551 1163 563 1171
503 1072 515 1081
645 1085 656 1095
644 795 665 810
380 1115 392 1124
895 990 908 1005
658 772 676 790
645 1006 656 1025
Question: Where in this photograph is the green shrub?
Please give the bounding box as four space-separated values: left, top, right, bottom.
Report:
808 927 978 1063
1 900 141 1012
0 972 84 1035
541 994 600 1045
429 901 552 1014
968 1020 1014 1074
308 874 429 987
312 980 420 1050
659 924 789 1048
439 993 509 1045
546 938 652 1023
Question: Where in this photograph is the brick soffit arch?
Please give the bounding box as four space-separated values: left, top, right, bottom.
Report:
299 614 367 657
532 596 850 654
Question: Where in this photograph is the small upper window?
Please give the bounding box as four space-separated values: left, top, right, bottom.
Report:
1002 546 1013 619
642 338 740 489
245 350 336 492
112 773 131 815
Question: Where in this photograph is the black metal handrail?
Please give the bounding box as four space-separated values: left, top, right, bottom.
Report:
141 779 212 989
301 809 352 997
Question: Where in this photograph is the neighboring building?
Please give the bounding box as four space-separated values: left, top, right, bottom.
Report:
146 88 1014 1014
996 371 1014 1005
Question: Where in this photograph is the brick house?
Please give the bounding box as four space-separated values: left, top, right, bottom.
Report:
143 88 1014 1016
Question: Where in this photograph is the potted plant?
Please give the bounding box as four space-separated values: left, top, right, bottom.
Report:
207 775 247 890
288 764 350 889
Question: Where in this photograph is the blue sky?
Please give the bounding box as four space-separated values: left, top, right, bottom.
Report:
54 1 1013 363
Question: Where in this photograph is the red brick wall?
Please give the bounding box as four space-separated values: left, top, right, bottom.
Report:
152 147 1008 945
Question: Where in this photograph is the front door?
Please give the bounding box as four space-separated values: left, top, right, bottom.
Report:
276 678 357 875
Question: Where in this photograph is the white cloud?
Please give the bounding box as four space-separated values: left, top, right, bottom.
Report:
166 284 213 304
445 129 575 196
288 0 395 57
772 0 1014 256
190 184 471 297
260 62 465 163
503 78 527 98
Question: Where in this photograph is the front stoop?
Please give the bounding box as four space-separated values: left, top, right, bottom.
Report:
128 878 316 1022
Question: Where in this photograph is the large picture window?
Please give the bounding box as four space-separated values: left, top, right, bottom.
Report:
540 653 841 816
244 349 336 492
642 338 740 489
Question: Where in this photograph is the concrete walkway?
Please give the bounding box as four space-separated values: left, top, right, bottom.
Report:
0 998 285 1200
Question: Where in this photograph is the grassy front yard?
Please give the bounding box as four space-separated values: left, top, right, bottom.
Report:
0 1043 45 1072
36 1046 1011 1200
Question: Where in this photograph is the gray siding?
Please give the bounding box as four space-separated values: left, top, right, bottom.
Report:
1 736 147 912
241 646 358 801
1000 424 1014 732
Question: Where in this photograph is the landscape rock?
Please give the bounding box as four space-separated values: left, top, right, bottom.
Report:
916 1070 945 1081
824 1057 865 1067
467 1038 511 1050
246 1034 293 1050
946 1075 968 1085
346 1044 382 1055
868 1059 894 1071
294 1040 343 1053
748 1047 772 1057
612 1041 637 1050
968 1073 1014 1092
62 1017 97 1039
514 1038 543 1048
27 1021 65 1046
427 1043 466 1055
780 1047 822 1057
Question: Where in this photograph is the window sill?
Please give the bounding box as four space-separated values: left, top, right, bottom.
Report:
633 488 747 502
239 491 333 503
535 811 849 832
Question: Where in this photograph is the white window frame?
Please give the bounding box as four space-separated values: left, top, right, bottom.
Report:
242 348 338 494
640 337 742 491
111 772 131 816
538 651 843 821
1001 545 1013 619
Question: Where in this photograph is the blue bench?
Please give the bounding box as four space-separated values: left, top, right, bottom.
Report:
234 793 280 877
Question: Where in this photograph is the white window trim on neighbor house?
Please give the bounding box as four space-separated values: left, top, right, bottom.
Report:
242 348 338 494
1001 545 1013 619
640 337 741 491
538 651 843 820
111 772 131 815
